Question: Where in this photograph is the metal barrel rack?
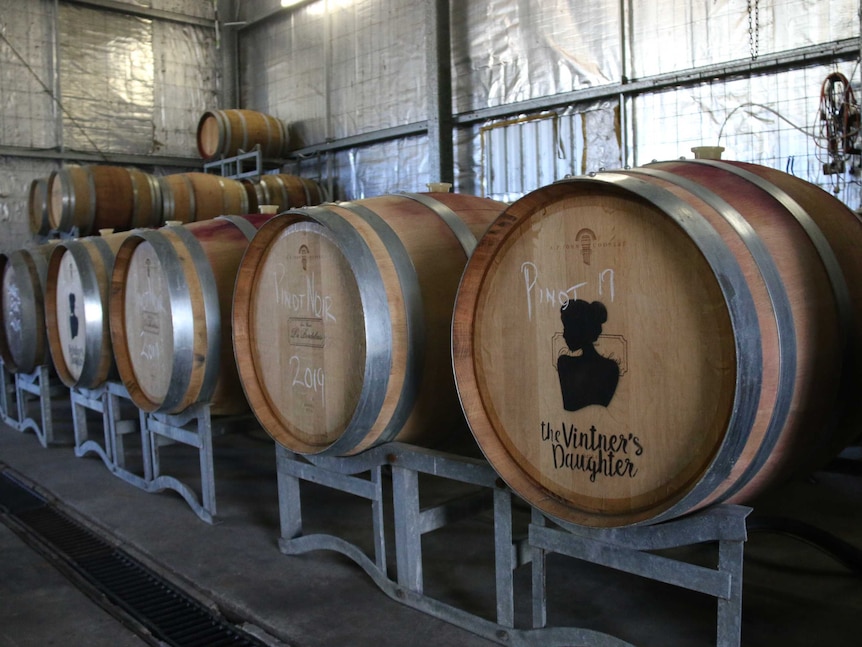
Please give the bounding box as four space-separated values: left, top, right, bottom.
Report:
4 365 70 448
203 147 265 180
70 380 148 485
276 441 750 647
0 358 15 426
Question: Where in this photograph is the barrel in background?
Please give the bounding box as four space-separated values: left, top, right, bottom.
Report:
48 165 164 236
160 172 250 224
242 174 325 212
452 160 862 528
0 242 58 373
109 215 273 415
28 178 51 237
196 109 289 160
45 230 134 389
232 192 507 456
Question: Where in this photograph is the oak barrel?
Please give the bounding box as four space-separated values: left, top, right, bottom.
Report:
28 178 51 236
110 215 272 415
0 242 59 373
196 109 289 160
160 172 250 224
232 192 506 456
48 165 163 235
242 174 324 212
45 230 134 389
452 160 862 527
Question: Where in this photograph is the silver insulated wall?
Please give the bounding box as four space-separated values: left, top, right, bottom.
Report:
235 0 861 209
0 0 218 252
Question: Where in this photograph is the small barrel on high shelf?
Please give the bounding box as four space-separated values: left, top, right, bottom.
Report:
48 165 163 236
196 109 289 160
232 192 507 456
160 172 250 224
0 242 59 373
452 159 862 528
45 230 134 389
109 214 273 415
242 174 325 212
28 178 51 237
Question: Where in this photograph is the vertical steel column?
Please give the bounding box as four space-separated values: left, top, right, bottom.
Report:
217 0 240 108
392 464 424 593
426 0 454 184
276 445 304 542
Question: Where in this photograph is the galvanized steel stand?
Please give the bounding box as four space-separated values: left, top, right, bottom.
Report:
8 365 68 447
529 505 751 647
139 403 218 524
276 442 538 643
203 147 264 180
0 359 15 426
275 442 750 647
70 381 147 486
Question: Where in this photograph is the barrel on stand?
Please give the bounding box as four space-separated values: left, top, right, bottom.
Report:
0 242 59 373
452 159 862 528
110 215 273 415
48 165 163 236
242 174 325 212
196 109 289 160
160 173 250 224
45 230 134 389
28 178 51 237
232 192 507 456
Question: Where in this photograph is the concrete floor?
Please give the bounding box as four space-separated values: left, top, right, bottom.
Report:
0 406 860 647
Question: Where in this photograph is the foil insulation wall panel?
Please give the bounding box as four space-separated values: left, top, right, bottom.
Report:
0 1 57 149
238 0 425 146
451 0 622 114
58 4 156 154
629 0 859 77
0 0 216 252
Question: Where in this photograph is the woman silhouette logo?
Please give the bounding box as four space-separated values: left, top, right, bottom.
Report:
68 293 79 339
556 299 619 412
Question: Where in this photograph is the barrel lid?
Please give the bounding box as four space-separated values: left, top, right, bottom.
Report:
196 112 222 159
454 178 740 526
123 240 174 403
1 262 26 368
54 250 87 382
247 220 366 452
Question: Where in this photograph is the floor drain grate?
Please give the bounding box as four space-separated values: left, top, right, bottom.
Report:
0 470 270 647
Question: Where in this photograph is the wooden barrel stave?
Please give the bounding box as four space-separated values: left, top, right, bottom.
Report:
232 192 507 456
160 173 250 224
452 161 855 527
243 174 325 212
48 165 163 235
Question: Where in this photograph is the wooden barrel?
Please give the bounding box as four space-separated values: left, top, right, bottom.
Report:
452 160 862 528
242 174 324 212
28 178 51 236
196 109 289 160
48 165 163 235
160 172 250 224
109 215 273 415
45 230 134 389
0 242 59 373
232 192 507 456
